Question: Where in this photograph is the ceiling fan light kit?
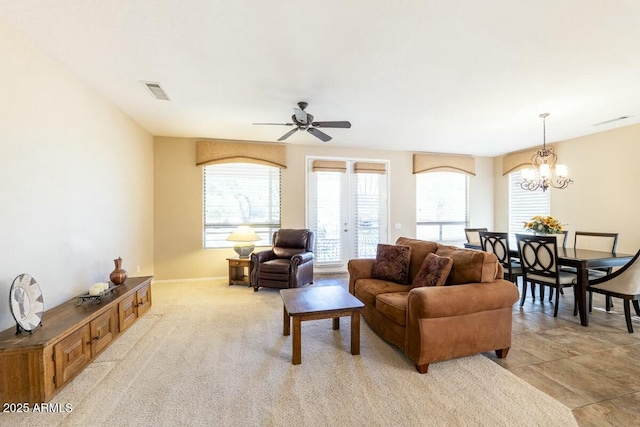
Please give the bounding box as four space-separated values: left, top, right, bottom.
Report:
253 102 351 142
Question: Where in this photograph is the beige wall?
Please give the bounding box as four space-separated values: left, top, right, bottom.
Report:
493 123 640 254
0 19 154 331
469 157 494 230
154 137 495 280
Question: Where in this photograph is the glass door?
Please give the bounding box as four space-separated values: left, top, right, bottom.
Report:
307 158 389 271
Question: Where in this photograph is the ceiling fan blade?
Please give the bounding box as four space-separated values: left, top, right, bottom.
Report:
293 108 308 124
307 128 332 142
252 122 294 126
311 121 351 128
277 128 299 141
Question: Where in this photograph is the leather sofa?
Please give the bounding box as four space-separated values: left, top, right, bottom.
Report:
251 229 315 292
348 237 519 373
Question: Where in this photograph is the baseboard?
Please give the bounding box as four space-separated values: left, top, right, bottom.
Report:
153 272 345 285
153 276 226 284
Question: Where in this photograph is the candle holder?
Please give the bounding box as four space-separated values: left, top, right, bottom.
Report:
75 284 118 306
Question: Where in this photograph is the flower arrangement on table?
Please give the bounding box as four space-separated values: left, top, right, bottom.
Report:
523 215 564 235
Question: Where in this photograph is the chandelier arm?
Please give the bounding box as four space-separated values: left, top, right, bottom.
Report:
546 177 574 189
519 180 543 191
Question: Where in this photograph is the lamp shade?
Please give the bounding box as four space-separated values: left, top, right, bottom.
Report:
227 226 260 258
555 164 568 178
227 226 260 242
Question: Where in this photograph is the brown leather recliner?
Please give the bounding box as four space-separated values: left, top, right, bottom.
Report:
250 229 315 292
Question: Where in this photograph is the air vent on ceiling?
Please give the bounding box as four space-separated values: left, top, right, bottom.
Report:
141 81 170 101
592 116 630 126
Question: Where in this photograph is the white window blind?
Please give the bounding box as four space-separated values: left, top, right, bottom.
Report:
416 172 468 245
352 172 388 258
308 170 344 265
203 163 281 248
508 170 550 235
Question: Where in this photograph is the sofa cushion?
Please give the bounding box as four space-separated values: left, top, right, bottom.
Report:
258 259 291 282
376 292 408 326
371 244 411 284
435 245 501 285
395 237 439 282
354 279 409 307
412 253 454 287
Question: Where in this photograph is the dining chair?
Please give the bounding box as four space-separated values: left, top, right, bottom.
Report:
464 228 488 245
557 230 569 249
516 234 577 317
588 249 640 333
542 230 571 300
549 231 569 301
479 231 522 285
565 231 619 311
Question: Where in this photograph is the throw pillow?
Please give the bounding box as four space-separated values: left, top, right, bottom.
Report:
412 253 454 287
371 244 411 284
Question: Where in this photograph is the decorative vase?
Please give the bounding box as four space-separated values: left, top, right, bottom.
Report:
109 257 128 285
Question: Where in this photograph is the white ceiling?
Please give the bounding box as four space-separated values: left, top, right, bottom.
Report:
2 0 640 156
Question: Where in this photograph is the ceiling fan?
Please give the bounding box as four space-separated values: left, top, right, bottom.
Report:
253 102 351 142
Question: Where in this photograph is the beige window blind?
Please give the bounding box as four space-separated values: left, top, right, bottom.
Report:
311 160 347 172
353 162 387 174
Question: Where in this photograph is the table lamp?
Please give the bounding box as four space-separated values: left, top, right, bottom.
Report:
227 226 261 258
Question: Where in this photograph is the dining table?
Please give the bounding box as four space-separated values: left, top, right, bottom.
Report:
464 241 635 326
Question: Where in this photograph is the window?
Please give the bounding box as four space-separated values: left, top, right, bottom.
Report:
416 172 468 245
203 163 281 248
508 170 550 235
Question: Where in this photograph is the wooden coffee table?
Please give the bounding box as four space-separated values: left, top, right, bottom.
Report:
280 286 364 365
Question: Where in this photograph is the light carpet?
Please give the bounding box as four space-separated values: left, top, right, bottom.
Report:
1 279 578 426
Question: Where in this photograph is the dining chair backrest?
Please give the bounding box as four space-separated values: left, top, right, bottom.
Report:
479 231 510 267
516 233 561 281
464 227 488 244
557 230 569 249
574 231 618 253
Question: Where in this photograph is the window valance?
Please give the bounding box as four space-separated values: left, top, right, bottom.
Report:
196 139 287 168
312 160 347 173
502 147 555 175
412 153 476 176
353 162 387 174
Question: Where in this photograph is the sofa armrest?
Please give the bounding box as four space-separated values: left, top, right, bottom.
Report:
407 280 519 319
347 259 375 294
291 251 314 266
250 250 276 288
405 280 519 368
251 249 276 264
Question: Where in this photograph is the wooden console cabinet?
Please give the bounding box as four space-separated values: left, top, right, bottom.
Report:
0 276 152 404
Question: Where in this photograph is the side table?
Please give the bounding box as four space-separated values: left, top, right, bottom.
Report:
227 257 251 286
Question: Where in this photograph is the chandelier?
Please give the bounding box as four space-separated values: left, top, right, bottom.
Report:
519 113 573 192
